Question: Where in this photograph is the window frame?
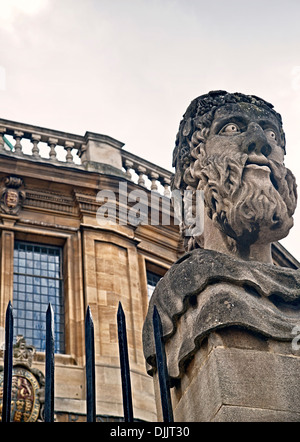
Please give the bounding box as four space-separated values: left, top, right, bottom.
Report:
13 240 65 354
145 260 167 302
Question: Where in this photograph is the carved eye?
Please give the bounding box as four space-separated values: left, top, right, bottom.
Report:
219 123 240 135
264 129 277 141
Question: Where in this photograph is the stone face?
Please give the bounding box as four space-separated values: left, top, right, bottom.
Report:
143 91 300 421
171 90 297 262
0 176 25 215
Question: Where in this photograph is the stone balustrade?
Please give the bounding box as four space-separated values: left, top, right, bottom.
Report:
122 151 172 197
0 118 172 197
0 118 83 166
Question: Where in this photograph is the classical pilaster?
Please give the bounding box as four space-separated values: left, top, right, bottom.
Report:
0 229 14 327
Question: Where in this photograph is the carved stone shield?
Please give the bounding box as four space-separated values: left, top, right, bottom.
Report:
0 367 41 422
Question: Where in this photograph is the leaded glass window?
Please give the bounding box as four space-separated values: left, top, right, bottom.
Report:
146 270 161 300
13 241 65 353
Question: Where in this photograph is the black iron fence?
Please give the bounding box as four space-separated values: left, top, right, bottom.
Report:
1 301 173 423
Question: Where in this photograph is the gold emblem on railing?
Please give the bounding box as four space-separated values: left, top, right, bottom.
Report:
0 336 45 422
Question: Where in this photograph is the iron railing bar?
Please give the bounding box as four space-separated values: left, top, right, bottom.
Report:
45 303 55 422
2 301 13 423
85 306 96 422
152 305 174 422
117 302 134 422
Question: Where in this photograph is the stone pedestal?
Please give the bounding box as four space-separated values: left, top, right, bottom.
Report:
167 329 300 422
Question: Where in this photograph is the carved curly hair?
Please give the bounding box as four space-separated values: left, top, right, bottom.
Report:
171 90 285 192
171 90 286 251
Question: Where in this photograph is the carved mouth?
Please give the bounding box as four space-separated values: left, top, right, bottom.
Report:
244 157 279 191
245 154 270 169
245 163 271 173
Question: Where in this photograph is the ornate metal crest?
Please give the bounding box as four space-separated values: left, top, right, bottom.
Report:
0 176 26 215
0 336 45 422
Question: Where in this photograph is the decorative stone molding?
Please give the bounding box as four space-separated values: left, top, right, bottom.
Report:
0 176 25 216
23 189 76 215
0 117 173 197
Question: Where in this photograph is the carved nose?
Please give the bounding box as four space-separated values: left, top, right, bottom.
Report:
244 123 271 157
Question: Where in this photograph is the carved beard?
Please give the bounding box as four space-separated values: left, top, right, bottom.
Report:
194 151 297 248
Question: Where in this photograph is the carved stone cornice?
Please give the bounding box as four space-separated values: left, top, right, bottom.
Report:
23 188 76 215
72 190 100 215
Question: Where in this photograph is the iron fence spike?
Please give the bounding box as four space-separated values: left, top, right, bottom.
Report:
2 302 13 423
117 302 134 422
85 305 96 422
152 305 174 422
45 303 55 422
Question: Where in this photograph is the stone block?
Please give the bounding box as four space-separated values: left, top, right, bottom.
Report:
212 405 300 422
171 342 300 422
83 132 124 172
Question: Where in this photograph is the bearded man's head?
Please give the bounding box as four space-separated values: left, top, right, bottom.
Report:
172 91 297 253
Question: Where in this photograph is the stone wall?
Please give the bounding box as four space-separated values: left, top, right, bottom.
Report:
0 123 179 421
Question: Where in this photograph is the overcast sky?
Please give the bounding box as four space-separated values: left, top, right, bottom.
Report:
1 0 300 261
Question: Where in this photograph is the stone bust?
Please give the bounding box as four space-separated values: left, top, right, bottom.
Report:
172 90 297 262
143 91 300 381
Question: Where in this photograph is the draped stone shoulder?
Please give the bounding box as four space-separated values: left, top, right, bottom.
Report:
143 248 300 379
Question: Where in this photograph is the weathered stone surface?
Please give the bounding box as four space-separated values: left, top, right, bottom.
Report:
171 91 297 262
143 248 300 379
143 90 300 422
212 406 300 422
170 336 300 422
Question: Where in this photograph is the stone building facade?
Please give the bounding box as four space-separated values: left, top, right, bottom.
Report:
0 118 298 422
